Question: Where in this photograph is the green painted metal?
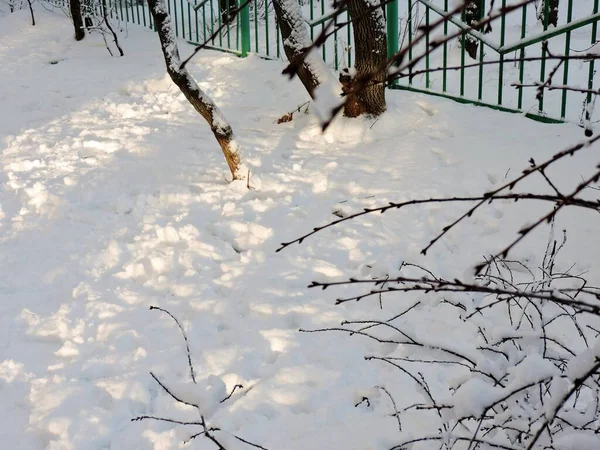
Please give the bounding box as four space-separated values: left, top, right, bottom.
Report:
253 0 258 52
499 13 600 54
408 0 413 84
442 0 448 92
240 0 250 56
477 0 484 101
498 0 506 106
387 0 399 59
561 0 574 118
52 0 598 128
538 0 550 113
588 0 600 124
390 83 564 124
425 5 430 88
517 2 526 110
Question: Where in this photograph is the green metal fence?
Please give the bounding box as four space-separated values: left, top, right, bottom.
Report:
45 0 600 125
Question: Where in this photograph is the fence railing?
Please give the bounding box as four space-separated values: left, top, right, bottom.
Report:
44 0 600 125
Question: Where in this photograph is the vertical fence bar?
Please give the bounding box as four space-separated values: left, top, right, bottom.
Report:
236 5 239 50
135 0 141 25
560 0 573 118
180 0 185 38
517 2 527 109
443 0 448 92
173 0 178 35
587 0 600 124
408 0 413 84
265 0 270 56
497 0 506 105
240 0 250 55
334 14 339 70
477 0 484 101
347 14 352 68
538 0 550 112
194 2 198 41
276 18 281 58
254 0 258 52
187 2 192 41
321 0 325 61
387 0 399 59
226 0 231 49
217 0 223 47
460 34 466 95
209 0 215 45
125 0 130 23
425 5 430 88
310 0 314 42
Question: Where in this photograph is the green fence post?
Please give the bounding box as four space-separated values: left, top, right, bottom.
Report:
386 0 399 60
240 0 251 56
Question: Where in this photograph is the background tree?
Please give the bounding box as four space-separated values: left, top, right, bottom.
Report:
342 0 387 117
274 0 386 118
462 0 483 59
538 0 559 27
272 0 324 98
70 0 85 40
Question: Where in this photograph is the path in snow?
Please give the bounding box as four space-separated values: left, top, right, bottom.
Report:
1 8 598 450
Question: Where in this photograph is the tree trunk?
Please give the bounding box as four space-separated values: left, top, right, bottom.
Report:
219 0 235 25
271 0 322 98
538 0 559 27
147 0 244 180
462 1 481 60
344 0 386 117
27 0 35 25
70 0 85 41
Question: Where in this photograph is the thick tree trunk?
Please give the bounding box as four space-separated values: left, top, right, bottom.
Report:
538 0 559 27
70 0 85 40
271 0 322 98
147 0 244 180
344 0 386 117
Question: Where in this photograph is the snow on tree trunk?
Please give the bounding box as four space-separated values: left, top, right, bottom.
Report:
147 0 244 180
272 0 327 98
462 1 481 60
70 0 85 41
537 0 559 27
344 0 386 117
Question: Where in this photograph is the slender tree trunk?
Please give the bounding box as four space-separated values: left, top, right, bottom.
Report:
343 0 386 117
271 0 323 98
70 0 85 40
27 0 35 25
538 0 559 27
101 0 124 56
147 0 244 180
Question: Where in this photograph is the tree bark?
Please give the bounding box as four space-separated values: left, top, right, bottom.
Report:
271 0 322 98
462 1 481 60
538 0 559 27
147 0 244 180
70 0 85 41
344 0 386 117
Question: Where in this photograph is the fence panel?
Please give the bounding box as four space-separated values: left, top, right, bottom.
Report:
41 0 600 125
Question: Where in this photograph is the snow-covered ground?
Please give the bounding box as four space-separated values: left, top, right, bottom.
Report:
1 7 600 450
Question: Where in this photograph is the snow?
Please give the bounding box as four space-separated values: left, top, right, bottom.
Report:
1 6 600 450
